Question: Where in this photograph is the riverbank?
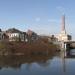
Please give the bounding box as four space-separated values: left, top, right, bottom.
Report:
0 40 59 55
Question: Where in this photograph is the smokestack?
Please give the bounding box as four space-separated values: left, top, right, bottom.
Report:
61 15 65 31
61 15 66 33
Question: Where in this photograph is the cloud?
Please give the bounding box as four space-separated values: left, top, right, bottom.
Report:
35 17 40 22
48 19 58 23
56 6 65 14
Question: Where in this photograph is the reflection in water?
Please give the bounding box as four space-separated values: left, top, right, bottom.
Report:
0 54 53 70
69 49 75 56
66 49 75 57
0 50 75 75
37 60 50 68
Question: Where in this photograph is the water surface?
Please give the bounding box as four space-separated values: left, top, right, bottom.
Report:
0 49 75 75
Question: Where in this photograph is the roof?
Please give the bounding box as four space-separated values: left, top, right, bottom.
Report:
6 28 22 33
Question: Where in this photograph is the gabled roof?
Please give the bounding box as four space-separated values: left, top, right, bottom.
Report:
6 28 22 33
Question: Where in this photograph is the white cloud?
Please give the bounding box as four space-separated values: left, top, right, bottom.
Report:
35 17 40 22
48 19 58 23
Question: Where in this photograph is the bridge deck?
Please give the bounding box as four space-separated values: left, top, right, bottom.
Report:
63 41 75 43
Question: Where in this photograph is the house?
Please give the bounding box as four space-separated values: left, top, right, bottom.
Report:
6 28 23 41
6 28 29 42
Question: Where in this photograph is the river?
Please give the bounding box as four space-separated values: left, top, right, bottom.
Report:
0 49 75 75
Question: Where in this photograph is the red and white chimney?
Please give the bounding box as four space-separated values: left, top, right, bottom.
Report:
61 15 66 34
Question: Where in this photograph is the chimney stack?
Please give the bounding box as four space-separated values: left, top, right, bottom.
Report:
61 15 66 34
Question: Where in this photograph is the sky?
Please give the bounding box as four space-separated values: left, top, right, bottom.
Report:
0 0 75 39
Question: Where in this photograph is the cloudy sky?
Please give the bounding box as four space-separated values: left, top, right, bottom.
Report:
0 0 75 39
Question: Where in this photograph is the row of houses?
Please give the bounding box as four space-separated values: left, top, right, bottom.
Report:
0 28 38 42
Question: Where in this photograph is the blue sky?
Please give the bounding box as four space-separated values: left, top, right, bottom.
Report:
0 0 75 39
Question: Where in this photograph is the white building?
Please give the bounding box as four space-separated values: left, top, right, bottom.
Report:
57 31 71 42
6 28 22 41
7 33 20 41
56 15 72 42
6 28 28 42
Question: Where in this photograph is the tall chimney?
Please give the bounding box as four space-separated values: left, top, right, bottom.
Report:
61 15 66 34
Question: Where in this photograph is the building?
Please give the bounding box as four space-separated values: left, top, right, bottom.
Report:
26 29 38 42
19 32 28 42
56 15 72 42
6 28 38 42
6 28 24 41
0 29 3 40
0 29 8 41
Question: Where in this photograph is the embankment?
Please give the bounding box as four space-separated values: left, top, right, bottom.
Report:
0 40 59 55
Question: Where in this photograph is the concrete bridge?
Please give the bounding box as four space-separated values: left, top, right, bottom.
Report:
60 40 75 57
61 40 75 49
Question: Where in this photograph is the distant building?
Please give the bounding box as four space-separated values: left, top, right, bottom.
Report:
0 29 2 40
6 28 38 42
26 29 38 42
6 28 25 41
0 29 8 41
56 15 72 42
20 32 28 42
6 28 20 41
0 29 3 40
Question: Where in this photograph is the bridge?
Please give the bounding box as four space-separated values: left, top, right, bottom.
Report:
61 40 75 49
59 40 75 57
64 40 75 43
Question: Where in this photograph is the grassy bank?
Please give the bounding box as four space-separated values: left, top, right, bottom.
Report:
0 40 59 55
